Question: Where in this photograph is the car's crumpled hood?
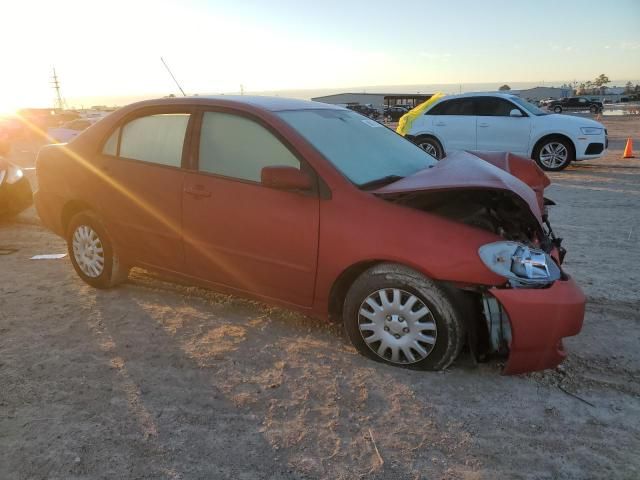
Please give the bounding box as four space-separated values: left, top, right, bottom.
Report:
373 150 545 222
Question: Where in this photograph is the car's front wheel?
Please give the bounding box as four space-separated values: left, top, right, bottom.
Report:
66 211 129 289
414 136 444 159
533 136 574 171
553 106 563 113
343 263 464 370
589 105 599 114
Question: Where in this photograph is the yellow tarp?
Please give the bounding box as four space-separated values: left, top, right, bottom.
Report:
396 92 445 136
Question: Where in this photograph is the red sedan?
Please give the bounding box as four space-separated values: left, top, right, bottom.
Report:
35 96 584 374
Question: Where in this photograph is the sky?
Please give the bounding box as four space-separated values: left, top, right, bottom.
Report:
1 0 639 112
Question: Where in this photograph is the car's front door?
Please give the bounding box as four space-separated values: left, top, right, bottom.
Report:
567 98 581 110
474 97 531 155
181 109 320 307
429 98 476 152
95 108 193 271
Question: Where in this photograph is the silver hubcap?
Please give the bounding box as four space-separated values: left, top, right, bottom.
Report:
539 142 568 169
418 142 438 158
358 288 437 364
72 225 105 278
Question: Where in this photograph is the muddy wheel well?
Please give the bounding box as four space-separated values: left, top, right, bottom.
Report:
532 133 576 159
61 200 92 234
328 261 382 321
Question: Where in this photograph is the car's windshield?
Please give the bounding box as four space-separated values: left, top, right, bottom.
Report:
510 97 548 116
278 109 437 187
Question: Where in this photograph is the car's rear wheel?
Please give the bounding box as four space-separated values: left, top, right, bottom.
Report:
414 136 444 160
343 263 464 370
67 211 129 289
553 106 562 113
533 136 574 171
589 105 598 114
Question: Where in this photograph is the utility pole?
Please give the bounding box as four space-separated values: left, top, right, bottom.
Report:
240 84 244 95
51 67 65 110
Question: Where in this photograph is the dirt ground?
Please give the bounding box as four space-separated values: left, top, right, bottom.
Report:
1 116 639 479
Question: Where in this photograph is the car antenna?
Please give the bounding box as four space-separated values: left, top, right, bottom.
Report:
160 57 187 97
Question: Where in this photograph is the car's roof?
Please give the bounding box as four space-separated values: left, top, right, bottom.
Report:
437 92 521 101
126 95 345 112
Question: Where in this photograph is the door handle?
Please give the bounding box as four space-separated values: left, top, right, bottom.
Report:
184 185 211 199
478 123 489 127
435 122 446 126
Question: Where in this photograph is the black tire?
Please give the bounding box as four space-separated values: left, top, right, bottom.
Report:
553 106 562 113
589 105 598 114
66 211 129 289
533 136 575 171
343 263 464 371
414 135 445 159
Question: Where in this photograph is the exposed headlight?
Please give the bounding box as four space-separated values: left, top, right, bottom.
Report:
580 127 603 135
4 164 24 184
478 241 561 287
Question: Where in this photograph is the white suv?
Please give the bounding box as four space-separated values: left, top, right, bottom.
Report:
406 93 608 171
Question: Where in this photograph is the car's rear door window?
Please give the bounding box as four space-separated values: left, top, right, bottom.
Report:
102 128 119 156
427 101 448 115
438 98 474 115
475 97 518 116
119 113 190 167
198 112 299 182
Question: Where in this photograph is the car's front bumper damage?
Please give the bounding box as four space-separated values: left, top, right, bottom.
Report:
487 277 585 375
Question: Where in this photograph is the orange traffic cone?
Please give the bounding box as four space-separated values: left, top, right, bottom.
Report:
623 138 634 158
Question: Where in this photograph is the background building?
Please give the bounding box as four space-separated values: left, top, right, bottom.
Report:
515 86 573 101
311 92 432 112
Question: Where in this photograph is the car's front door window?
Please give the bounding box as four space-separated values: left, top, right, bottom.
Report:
198 112 299 182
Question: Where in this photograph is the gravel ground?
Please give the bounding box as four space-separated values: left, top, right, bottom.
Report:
1 115 639 479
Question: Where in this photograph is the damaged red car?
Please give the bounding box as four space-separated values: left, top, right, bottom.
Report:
34 97 585 374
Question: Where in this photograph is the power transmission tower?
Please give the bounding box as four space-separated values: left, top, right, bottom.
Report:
51 68 65 110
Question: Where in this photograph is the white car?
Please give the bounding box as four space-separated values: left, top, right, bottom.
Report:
406 93 608 171
47 118 95 143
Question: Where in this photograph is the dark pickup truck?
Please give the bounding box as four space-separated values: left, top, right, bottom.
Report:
547 97 603 114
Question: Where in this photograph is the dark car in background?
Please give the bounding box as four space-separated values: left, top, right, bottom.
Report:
0 139 32 218
346 104 379 119
547 97 603 114
384 105 409 120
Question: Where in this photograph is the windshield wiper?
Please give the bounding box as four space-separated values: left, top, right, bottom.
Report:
358 174 405 190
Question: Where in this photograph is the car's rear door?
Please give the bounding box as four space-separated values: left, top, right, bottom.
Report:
474 97 531 155
577 98 590 111
94 107 194 271
430 98 476 152
181 108 320 307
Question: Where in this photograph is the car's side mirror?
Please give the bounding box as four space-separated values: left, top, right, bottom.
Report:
261 166 312 191
509 109 523 117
